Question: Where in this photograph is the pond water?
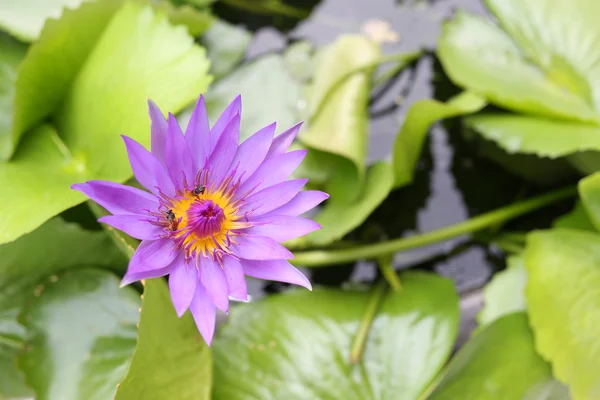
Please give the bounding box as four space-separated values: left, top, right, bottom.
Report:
209 0 580 344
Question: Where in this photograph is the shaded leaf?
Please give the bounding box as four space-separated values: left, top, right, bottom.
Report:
393 91 486 188
115 279 211 400
213 272 459 400
300 35 380 202
578 172 600 232
0 33 27 160
428 313 569 400
465 114 600 158
476 254 527 328
438 4 600 123
152 1 213 37
283 40 314 83
0 1 211 244
525 229 600 399
201 19 251 79
18 269 140 400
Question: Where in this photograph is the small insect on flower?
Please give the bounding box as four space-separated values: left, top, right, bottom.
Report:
72 95 329 345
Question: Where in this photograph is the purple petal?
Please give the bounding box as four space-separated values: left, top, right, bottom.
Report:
210 95 241 154
239 178 308 217
199 256 230 312
267 122 302 157
169 256 198 317
148 100 168 164
185 95 211 171
208 113 240 185
189 283 217 345
238 149 307 194
222 256 247 301
72 181 158 216
233 235 293 260
266 190 329 216
122 135 176 197
242 259 311 290
246 216 321 242
165 114 195 188
98 214 163 240
122 239 178 285
120 265 172 287
230 122 275 183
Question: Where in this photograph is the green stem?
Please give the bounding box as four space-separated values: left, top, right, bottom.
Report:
349 280 388 364
377 256 402 291
292 185 576 267
0 334 23 350
220 0 309 19
310 51 423 122
373 53 419 88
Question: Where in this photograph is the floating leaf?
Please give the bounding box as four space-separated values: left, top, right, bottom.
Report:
18 269 140 400
438 2 600 123
525 229 600 399
283 40 314 83
578 172 600 232
0 33 27 160
0 217 125 398
0 1 211 244
428 313 569 400
213 272 459 400
477 254 527 328
201 19 251 79
465 114 600 158
0 0 89 41
115 279 212 400
300 35 380 202
393 91 486 188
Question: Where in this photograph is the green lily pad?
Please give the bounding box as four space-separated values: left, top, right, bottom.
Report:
438 1 600 123
552 201 596 232
200 19 251 80
0 33 27 160
465 114 600 158
213 272 459 400
18 269 140 400
428 313 569 400
115 279 212 400
476 254 527 328
579 172 600 231
299 35 380 202
0 217 126 399
0 0 89 42
525 229 600 399
0 1 211 245
201 53 300 141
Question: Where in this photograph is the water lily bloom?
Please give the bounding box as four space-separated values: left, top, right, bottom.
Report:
72 95 327 344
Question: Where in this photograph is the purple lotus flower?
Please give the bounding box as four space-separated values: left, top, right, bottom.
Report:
72 95 327 344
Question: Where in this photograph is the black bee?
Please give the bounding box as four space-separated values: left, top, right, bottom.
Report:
166 209 178 231
193 184 206 196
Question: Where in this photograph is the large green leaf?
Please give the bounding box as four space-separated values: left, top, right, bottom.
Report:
18 269 140 400
428 313 569 400
213 272 459 400
525 229 600 399
201 53 300 141
115 279 211 400
476 254 527 329
0 1 211 245
465 114 600 158
393 91 486 188
578 172 600 231
0 33 27 160
299 35 380 202
438 1 600 123
0 217 125 399
200 19 251 80
552 201 596 232
0 0 89 41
